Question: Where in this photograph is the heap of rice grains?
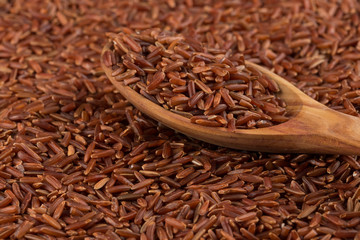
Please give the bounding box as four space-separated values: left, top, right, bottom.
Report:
103 30 288 129
1 0 360 239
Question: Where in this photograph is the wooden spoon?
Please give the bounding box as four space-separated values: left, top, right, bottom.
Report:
102 42 360 155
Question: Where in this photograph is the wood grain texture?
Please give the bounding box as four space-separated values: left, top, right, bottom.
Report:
102 42 360 155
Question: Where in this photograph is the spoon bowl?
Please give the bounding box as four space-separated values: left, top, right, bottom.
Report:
102 42 360 155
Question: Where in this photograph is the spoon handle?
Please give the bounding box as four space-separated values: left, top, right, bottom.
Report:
246 61 360 155
272 104 360 155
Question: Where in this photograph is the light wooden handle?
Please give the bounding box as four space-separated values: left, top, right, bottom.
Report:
246 61 360 155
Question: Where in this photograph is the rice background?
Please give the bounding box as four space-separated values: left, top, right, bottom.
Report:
0 0 360 239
